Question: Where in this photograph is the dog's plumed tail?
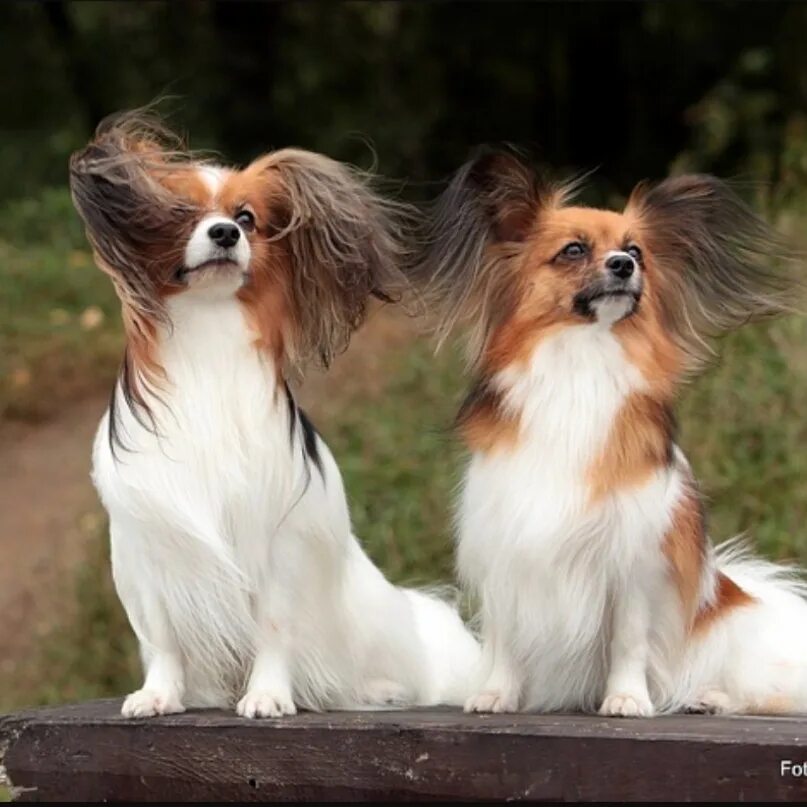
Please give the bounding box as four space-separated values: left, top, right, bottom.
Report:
669 540 807 715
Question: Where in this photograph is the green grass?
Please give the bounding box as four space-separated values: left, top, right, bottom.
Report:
334 341 466 585
1 186 807 712
681 317 807 561
0 189 122 422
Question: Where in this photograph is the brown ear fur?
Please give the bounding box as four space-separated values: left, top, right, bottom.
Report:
258 149 410 368
628 174 798 370
69 111 199 456
408 148 570 359
68 110 200 324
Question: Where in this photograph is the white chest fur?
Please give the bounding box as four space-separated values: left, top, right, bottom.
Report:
92 289 480 712
91 292 301 700
94 293 294 561
458 324 683 711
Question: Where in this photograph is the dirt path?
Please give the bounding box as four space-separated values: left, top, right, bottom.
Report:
0 392 109 673
0 306 417 680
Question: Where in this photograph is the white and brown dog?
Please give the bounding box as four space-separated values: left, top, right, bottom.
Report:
69 112 479 718
412 150 804 717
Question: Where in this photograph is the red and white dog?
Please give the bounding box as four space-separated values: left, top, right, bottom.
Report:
412 150 804 716
69 113 478 718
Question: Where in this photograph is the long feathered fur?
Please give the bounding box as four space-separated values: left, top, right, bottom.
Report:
410 149 580 363
69 110 200 323
413 149 807 719
627 174 799 371
258 148 413 368
71 114 415 453
70 112 203 455
73 113 480 718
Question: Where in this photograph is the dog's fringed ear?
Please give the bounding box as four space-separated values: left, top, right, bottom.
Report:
409 148 559 355
69 111 199 323
628 174 798 368
262 150 410 368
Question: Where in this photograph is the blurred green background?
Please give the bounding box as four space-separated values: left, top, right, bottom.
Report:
1 0 806 715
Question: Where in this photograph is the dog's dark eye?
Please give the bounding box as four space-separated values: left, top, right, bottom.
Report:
235 209 256 232
626 244 643 262
560 241 587 259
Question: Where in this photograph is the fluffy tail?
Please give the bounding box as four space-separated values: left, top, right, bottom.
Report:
338 538 479 709
714 538 807 624
678 539 807 714
405 587 481 706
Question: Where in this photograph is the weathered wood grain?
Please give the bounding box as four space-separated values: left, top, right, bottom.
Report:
3 699 807 801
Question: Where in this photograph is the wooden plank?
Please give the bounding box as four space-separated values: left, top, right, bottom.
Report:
3 699 807 801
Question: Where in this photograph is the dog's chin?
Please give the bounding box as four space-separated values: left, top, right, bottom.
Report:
178 257 241 277
174 259 248 294
592 291 640 324
574 288 641 325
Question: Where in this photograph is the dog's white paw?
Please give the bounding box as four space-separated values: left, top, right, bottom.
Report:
599 692 655 718
237 689 297 718
464 689 519 714
361 678 413 707
685 688 733 715
122 688 185 718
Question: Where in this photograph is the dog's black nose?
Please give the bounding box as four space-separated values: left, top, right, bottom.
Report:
605 253 635 279
208 222 240 249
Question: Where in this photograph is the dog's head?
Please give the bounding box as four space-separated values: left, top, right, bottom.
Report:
70 110 408 369
412 149 795 376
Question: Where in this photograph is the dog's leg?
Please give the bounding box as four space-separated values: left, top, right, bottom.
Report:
237 600 297 718
599 585 654 717
122 648 186 718
465 620 522 714
112 519 186 718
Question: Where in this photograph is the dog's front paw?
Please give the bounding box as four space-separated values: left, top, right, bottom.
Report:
464 689 519 714
237 689 297 718
122 688 185 718
599 691 655 718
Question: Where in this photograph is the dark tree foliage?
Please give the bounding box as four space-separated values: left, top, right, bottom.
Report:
1 1 806 203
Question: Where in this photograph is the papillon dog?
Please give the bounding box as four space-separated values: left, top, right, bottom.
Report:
410 149 805 716
69 112 479 718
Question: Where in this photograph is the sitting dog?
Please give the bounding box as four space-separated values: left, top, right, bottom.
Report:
411 149 804 716
69 112 479 717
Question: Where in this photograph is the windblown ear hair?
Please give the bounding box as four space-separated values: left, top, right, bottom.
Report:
628 174 798 369
70 111 201 458
262 149 410 368
409 148 567 358
69 110 200 325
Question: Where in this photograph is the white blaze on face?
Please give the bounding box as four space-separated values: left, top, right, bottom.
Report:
198 165 225 197
181 168 251 279
591 249 643 326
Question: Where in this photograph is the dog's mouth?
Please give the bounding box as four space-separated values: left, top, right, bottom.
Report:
174 258 243 282
588 289 641 303
573 285 642 319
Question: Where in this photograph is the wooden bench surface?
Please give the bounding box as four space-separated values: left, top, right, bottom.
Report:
3 699 807 801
